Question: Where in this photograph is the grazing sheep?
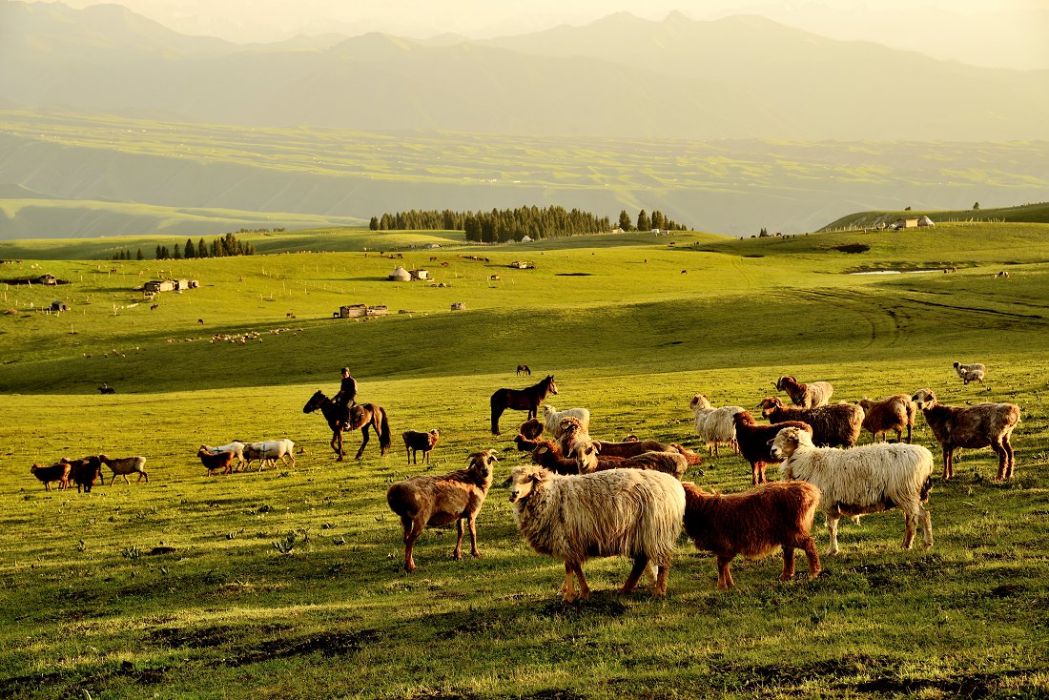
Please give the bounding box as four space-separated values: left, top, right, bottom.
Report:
689 394 744 456
529 440 580 475
773 426 934 555
574 443 690 479
30 462 71 491
758 397 863 448
519 418 544 441
402 429 440 465
911 388 1020 480
509 465 686 601
858 395 916 443
952 361 986 385
995 270 1009 279
386 449 497 572
197 447 235 476
733 411 813 485
203 441 246 471
682 481 821 589
98 454 148 484
542 405 591 438
775 376 834 408
591 439 703 468
64 456 103 493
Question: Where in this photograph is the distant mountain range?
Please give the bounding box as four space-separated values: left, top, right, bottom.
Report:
3 1 1048 141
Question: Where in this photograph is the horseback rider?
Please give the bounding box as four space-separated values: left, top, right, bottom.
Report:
333 367 358 423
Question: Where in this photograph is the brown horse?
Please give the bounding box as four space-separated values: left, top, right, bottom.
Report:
303 390 392 461
516 364 531 376
490 375 557 435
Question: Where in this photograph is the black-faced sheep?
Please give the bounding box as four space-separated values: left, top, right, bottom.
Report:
911 388 1020 480
509 465 685 601
952 361 986 385
682 481 821 589
574 444 690 479
858 395 916 444
386 449 497 572
773 426 934 555
690 394 743 456
775 375 833 408
402 429 440 465
99 455 148 484
758 397 863 448
30 462 71 491
733 410 813 485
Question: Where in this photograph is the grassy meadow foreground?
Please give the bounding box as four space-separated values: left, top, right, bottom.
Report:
1 223 1048 698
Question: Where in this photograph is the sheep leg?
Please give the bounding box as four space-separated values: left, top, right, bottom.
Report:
780 546 796 582
716 555 735 590
826 515 840 556
921 506 933 548
1004 436 1015 479
942 448 952 480
653 564 671 598
571 562 590 600
620 555 649 595
902 511 915 549
993 438 1008 481
453 519 464 560
560 562 576 602
402 516 422 572
467 514 481 558
122 473 131 485
750 461 761 486
800 536 821 579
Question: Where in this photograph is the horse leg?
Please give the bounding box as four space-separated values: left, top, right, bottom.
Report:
490 401 504 435
355 425 370 460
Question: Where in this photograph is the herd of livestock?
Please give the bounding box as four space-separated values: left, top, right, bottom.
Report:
26 360 1022 599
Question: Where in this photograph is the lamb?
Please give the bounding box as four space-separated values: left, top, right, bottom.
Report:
386 449 497 572
689 394 743 456
772 426 934 555
63 456 103 493
402 429 440 465
98 454 149 484
529 440 580 475
952 361 986 385
30 462 71 491
775 375 834 408
203 441 246 471
858 395 916 443
911 388 1020 480
542 405 590 438
197 447 235 476
682 481 821 590
509 465 686 601
574 443 690 479
758 397 863 448
733 410 813 485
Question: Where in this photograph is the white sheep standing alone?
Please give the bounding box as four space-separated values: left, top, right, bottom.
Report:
509 465 685 602
542 405 591 438
689 394 743 456
952 361 986 385
772 426 934 555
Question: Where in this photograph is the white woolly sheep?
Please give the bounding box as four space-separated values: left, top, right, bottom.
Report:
98 455 148 484
689 394 743 456
775 375 834 408
952 361 986 385
912 388 1020 480
543 405 591 438
509 465 685 602
773 426 934 555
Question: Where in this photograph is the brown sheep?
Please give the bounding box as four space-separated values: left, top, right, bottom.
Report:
682 481 821 590
733 411 813 485
197 446 235 476
514 434 541 452
911 389 1020 480
585 438 703 468
386 449 497 572
519 418 544 441
402 429 440 465
530 440 579 474
574 444 690 479
858 395 916 443
775 375 833 408
758 397 863 448
99 455 148 484
63 456 103 493
30 462 71 491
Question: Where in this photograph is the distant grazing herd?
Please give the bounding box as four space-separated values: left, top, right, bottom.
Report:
28 360 1023 600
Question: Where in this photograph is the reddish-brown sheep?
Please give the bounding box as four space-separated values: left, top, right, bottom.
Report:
682 481 822 589
758 397 863 448
858 395 915 443
402 429 440 465
574 444 690 479
733 410 813 485
197 446 235 476
30 462 71 491
530 440 579 474
519 418 544 441
63 456 103 493
912 388 1021 480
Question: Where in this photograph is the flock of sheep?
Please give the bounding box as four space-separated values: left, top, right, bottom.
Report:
385 362 1021 600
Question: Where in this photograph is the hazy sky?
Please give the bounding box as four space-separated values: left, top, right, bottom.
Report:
35 0 1049 69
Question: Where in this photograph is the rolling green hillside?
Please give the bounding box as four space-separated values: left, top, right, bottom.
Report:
0 222 1046 699
821 201 1049 231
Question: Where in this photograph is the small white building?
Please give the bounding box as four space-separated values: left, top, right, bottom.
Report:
409 269 430 281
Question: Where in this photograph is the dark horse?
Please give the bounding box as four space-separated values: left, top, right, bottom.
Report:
490 375 557 435
516 364 531 376
303 390 392 461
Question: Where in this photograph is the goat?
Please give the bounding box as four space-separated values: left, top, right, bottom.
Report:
509 465 685 601
386 449 497 572
773 426 934 555
858 395 916 443
758 397 863 448
98 454 148 484
733 410 813 485
682 481 821 589
402 429 440 465
912 388 1020 480
775 375 833 408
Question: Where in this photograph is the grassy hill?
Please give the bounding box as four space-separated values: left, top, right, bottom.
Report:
821 201 1049 231
0 222 1046 698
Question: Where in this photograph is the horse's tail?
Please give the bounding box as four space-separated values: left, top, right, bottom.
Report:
375 406 392 454
490 391 504 435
